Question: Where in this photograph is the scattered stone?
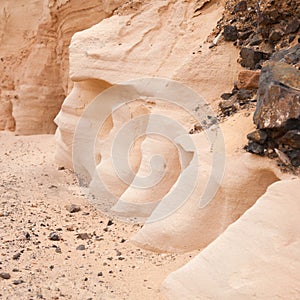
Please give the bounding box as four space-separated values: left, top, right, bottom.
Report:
239 30 253 41
249 35 263 46
237 70 261 90
234 1 247 13
0 211 9 217
224 25 238 41
286 150 300 167
76 244 86 251
49 232 60 241
66 204 81 213
58 166 65 170
13 279 24 285
107 220 114 226
240 48 270 70
246 142 265 156
220 93 232 100
247 130 268 145
285 18 300 34
76 233 90 240
66 225 75 231
24 232 31 240
0 273 11 279
219 97 238 115
236 89 253 101
271 44 300 66
98 272 103 276
269 30 282 44
280 130 300 149
13 252 21 260
55 247 62 254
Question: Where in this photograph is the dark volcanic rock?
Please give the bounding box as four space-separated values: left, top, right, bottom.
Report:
280 130 300 149
237 89 253 101
247 130 268 145
249 34 263 46
269 30 283 44
271 44 300 65
224 25 238 41
240 48 270 70
246 142 265 156
220 93 232 100
286 150 300 167
286 18 300 34
234 1 247 13
246 45 300 167
0 273 11 279
254 61 300 129
49 232 60 241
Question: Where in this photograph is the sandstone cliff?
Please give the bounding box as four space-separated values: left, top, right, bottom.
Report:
0 0 123 134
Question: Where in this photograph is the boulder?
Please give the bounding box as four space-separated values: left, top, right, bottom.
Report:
239 48 270 70
163 179 300 299
254 61 300 129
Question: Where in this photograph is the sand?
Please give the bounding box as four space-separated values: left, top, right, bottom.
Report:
0 131 197 300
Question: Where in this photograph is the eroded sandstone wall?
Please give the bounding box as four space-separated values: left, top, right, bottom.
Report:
0 0 123 134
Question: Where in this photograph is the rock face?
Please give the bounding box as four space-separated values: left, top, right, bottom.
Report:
0 0 123 134
246 44 300 167
162 179 300 299
130 112 290 252
55 0 241 168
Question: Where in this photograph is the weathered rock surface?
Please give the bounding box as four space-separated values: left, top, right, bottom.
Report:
0 0 124 134
130 113 292 252
162 179 300 299
254 62 300 129
246 45 300 167
55 0 241 169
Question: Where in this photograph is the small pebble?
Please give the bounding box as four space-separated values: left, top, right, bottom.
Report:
13 252 21 260
76 244 85 251
0 272 11 279
66 204 81 213
13 279 24 285
49 232 60 241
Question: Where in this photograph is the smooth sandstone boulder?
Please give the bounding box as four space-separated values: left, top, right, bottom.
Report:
130 112 293 252
162 179 300 299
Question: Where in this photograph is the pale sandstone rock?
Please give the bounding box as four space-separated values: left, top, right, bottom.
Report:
55 0 241 172
0 0 123 134
129 113 295 252
162 179 300 299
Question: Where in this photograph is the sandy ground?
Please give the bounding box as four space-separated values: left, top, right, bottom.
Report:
0 132 197 300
